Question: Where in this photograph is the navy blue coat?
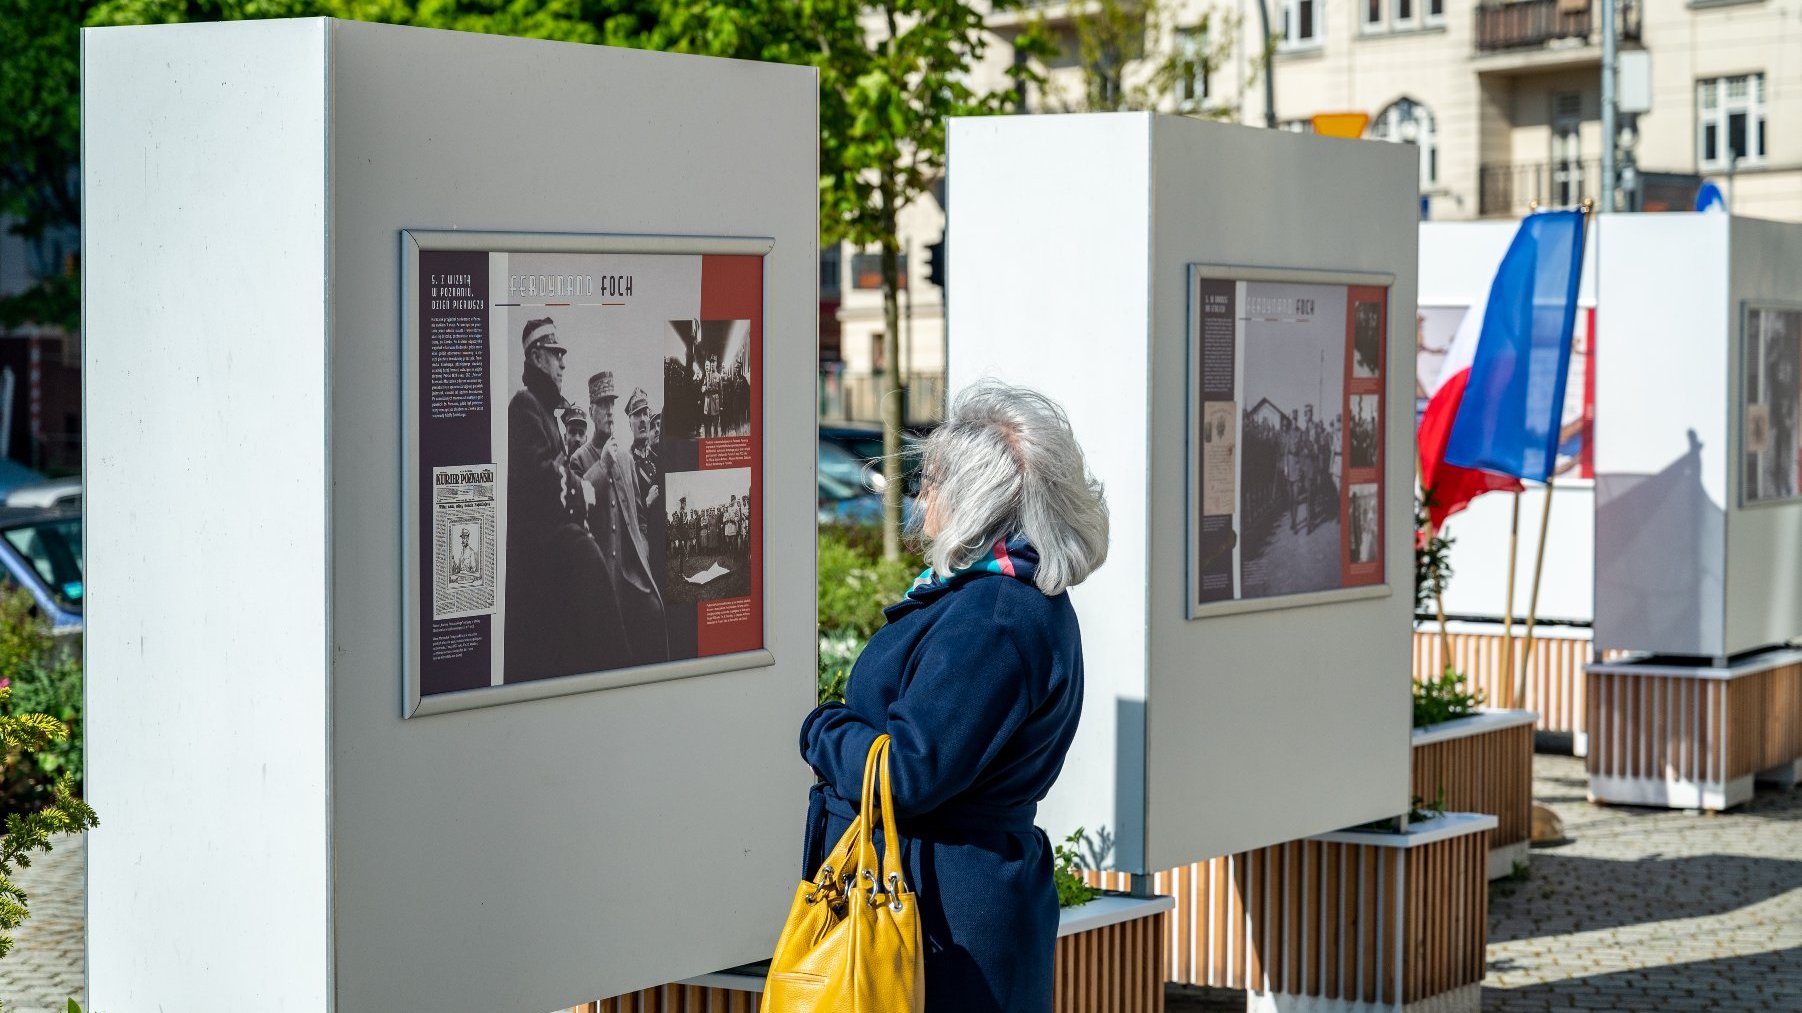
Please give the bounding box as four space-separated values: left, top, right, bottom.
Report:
799 571 1085 1012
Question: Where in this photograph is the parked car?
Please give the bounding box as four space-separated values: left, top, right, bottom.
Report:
0 460 48 500
5 478 81 509
818 439 919 528
0 504 81 632
820 424 927 496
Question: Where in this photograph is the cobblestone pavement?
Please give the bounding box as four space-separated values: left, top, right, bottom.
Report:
1171 753 1802 1012
2 833 84 1013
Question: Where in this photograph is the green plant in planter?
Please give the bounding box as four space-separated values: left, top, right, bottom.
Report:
817 528 925 704
0 685 97 966
1053 827 1100 909
1413 667 1484 728
1413 496 1454 615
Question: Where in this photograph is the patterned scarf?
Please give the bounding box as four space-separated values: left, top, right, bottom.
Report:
901 536 1040 608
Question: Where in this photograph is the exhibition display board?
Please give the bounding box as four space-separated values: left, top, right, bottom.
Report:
84 19 817 1013
947 114 1417 874
1594 214 1802 660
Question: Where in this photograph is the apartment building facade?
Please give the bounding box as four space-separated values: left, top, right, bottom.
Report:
824 0 1802 422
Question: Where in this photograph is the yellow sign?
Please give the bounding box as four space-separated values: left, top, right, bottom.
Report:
1311 112 1371 139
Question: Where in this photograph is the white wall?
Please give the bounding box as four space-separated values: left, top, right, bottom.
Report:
1593 214 1730 657
949 114 1415 874
947 113 1154 871
86 19 819 1012
84 20 332 1010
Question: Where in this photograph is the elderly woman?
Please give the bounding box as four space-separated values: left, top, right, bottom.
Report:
799 381 1109 1011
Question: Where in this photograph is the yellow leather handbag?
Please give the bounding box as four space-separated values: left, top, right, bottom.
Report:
763 734 923 1013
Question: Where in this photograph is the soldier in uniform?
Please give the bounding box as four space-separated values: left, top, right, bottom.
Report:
702 355 723 438
505 318 623 682
1283 411 1304 533
671 495 691 573
626 387 661 539
450 526 479 584
579 371 668 666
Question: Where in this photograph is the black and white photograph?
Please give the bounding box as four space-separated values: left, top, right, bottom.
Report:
1235 281 1346 600
447 523 483 586
1353 300 1382 379
499 250 690 682
665 467 754 604
1349 483 1379 565
1744 307 1802 504
1350 394 1380 471
664 318 753 440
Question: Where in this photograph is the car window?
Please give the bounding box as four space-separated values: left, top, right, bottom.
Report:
3 517 82 611
818 442 870 501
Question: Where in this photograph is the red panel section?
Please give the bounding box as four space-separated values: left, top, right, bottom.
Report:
697 255 765 657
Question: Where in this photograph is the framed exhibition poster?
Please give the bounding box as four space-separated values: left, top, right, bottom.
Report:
1741 302 1802 507
402 231 771 716
1188 265 1393 618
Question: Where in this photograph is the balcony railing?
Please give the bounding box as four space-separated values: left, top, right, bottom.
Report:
1475 0 1640 53
1478 159 1602 217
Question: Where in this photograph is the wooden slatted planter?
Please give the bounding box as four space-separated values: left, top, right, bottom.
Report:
1412 709 1535 879
1586 649 1802 811
568 893 1173 1013
1091 814 1494 1012
1413 625 1592 750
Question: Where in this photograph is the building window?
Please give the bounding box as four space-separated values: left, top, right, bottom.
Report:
1363 0 1438 32
1280 0 1321 50
1551 92 1584 208
1426 0 1443 24
1370 97 1437 188
1173 26 1212 109
849 251 906 290
1363 0 1381 29
1279 118 1315 133
1392 0 1415 29
820 243 842 300
1697 74 1766 170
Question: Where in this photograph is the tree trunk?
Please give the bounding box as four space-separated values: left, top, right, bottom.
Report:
879 180 906 561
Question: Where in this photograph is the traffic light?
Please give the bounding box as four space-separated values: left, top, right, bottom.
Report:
925 237 946 290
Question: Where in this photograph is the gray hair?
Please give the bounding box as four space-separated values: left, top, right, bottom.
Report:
917 380 1109 596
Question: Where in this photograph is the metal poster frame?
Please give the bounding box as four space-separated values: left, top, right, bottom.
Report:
1736 298 1802 510
1185 263 1397 620
401 229 775 717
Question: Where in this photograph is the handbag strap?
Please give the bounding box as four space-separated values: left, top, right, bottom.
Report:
854 736 907 903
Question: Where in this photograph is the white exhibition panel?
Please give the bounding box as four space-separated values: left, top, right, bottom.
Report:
1724 218 1802 657
1593 214 1731 658
1418 220 1597 625
948 114 1414 874
85 19 818 1013
85 20 332 1011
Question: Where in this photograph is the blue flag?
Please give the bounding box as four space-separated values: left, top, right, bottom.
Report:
1444 210 1587 483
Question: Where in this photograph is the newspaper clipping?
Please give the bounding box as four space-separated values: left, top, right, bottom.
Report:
432 464 497 618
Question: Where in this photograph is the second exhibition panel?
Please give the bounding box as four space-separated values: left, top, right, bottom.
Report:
947 113 1418 874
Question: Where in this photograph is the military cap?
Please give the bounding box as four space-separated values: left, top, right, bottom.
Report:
626 387 651 417
521 318 565 355
563 405 588 427
587 371 617 403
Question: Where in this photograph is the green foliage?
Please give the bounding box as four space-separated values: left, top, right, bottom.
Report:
0 591 83 809
818 528 921 640
1414 496 1454 613
817 527 920 704
1052 827 1099 909
0 686 98 963
1413 667 1483 729
1048 0 1238 116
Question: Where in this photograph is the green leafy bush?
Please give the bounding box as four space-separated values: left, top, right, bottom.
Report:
817 528 923 704
0 592 82 809
1412 667 1483 728
1414 497 1454 614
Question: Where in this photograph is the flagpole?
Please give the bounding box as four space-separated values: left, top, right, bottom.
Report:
1501 492 1520 707
1518 477 1556 710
